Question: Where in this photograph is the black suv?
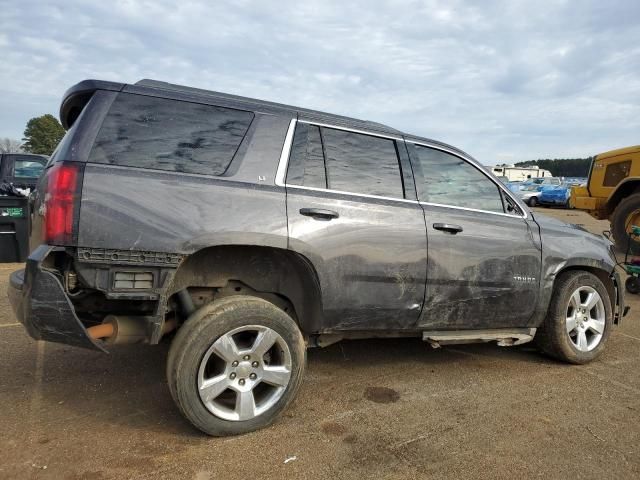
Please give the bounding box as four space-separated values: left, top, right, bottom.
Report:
8 79 627 436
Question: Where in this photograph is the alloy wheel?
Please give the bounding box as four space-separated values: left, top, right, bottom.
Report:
197 325 292 421
565 286 605 352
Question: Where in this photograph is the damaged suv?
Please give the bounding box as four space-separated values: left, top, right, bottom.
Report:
8 79 627 436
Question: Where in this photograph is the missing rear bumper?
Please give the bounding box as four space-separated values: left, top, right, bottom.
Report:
8 245 106 352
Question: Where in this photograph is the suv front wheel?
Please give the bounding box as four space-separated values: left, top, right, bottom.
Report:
535 270 612 364
167 296 306 436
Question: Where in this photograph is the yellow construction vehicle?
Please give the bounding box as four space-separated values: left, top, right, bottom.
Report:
572 145 640 252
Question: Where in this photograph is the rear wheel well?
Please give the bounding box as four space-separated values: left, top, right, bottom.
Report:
168 245 324 334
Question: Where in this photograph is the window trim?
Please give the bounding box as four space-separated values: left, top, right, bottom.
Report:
408 140 528 219
276 119 415 204
275 119 527 218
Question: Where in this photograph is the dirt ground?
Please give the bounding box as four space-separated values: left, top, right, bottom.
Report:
1 208 639 480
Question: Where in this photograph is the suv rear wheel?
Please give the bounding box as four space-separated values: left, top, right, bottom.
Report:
167 296 306 436
535 271 612 364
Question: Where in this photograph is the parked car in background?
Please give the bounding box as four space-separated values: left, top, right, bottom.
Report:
519 183 544 206
0 154 47 262
8 78 628 436
528 176 562 187
539 183 571 207
0 153 47 192
565 177 587 186
506 181 523 193
515 177 564 207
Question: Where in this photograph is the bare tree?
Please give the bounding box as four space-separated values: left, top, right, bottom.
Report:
0 137 23 154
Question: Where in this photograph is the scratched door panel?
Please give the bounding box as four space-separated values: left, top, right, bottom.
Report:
420 205 542 329
287 188 427 331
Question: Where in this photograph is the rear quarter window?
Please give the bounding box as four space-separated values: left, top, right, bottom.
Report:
286 123 327 189
89 93 254 175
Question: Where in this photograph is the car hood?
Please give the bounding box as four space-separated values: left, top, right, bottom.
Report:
535 212 598 235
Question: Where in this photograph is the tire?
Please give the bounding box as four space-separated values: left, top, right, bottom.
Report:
611 193 640 254
535 271 612 364
625 276 640 295
528 197 538 207
167 296 306 436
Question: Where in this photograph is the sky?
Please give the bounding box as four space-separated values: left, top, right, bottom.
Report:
0 0 639 165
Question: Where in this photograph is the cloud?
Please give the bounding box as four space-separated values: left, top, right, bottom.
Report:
0 0 638 163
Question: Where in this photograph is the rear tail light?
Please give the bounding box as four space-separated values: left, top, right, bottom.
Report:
45 162 82 245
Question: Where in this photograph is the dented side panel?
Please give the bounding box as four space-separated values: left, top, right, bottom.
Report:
287 188 427 331
527 213 620 327
78 114 290 254
420 206 542 329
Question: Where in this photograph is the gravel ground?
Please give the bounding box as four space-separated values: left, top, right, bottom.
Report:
1 208 639 479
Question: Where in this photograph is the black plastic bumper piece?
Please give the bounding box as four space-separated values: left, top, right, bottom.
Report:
612 270 628 325
7 245 106 352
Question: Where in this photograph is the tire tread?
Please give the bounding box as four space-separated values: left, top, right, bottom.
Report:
166 295 306 436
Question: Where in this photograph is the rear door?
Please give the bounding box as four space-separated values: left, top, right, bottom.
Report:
282 121 427 331
406 142 542 330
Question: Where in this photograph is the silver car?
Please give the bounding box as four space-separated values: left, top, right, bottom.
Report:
520 184 543 207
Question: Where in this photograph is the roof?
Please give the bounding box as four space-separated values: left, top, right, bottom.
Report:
135 79 402 136
60 78 471 159
597 145 640 159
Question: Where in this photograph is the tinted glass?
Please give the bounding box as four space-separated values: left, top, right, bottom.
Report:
413 146 504 213
286 123 326 188
14 159 45 179
604 160 631 187
90 93 254 175
321 128 403 198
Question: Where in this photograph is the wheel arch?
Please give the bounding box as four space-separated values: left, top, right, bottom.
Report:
606 179 640 217
168 244 324 334
554 264 617 314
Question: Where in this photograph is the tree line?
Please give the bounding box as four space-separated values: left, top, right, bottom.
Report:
0 114 65 155
514 158 592 177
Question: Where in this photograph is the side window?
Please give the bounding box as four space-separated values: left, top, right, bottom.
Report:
604 160 631 187
286 123 326 188
321 127 403 198
412 145 505 213
89 93 254 175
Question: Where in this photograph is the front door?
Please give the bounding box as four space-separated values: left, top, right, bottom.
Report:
283 121 427 331
406 142 542 329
